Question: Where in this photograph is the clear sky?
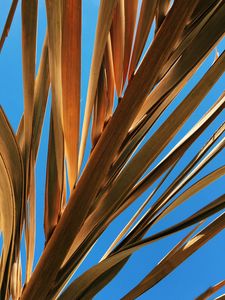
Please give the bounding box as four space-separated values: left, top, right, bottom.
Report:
0 1 225 299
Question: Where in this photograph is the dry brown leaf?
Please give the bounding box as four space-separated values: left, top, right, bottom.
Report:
0 109 24 299
57 103 223 300
124 56 225 208
149 137 225 221
158 0 222 84
62 0 81 191
37 5 201 297
32 34 50 159
67 91 225 265
44 112 63 242
118 131 225 247
155 0 170 33
132 3 225 127
189 0 219 28
1 1 225 300
54 3 200 284
17 34 50 161
25 155 36 283
0 109 24 254
21 0 38 195
196 280 225 300
58 196 225 299
104 35 115 122
111 0 125 97
122 211 225 299
156 165 225 225
110 48 225 187
0 154 15 299
78 0 118 172
92 63 109 147
128 0 157 80
0 108 23 299
101 168 172 261
10 254 22 300
99 74 225 233
123 0 138 85
44 0 64 241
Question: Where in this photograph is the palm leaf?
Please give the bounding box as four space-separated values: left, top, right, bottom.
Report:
0 1 225 299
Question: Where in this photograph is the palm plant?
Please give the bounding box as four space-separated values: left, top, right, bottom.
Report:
0 0 225 299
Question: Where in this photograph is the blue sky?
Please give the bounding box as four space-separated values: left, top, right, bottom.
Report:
0 1 225 299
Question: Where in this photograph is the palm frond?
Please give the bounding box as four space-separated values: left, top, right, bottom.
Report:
0 1 225 299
